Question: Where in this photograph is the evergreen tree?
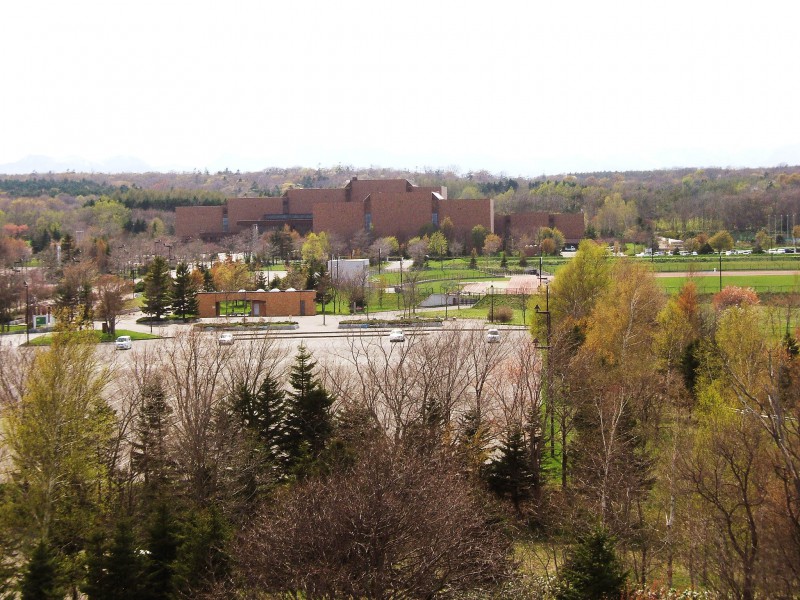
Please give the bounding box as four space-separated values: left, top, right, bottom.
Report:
234 374 290 470
457 407 493 477
20 541 62 600
171 262 198 322
285 345 334 468
141 504 179 600
131 379 174 502
143 256 173 320
254 270 267 290
197 264 216 292
84 521 145 600
59 233 75 262
485 426 534 513
556 528 628 600
173 507 230 596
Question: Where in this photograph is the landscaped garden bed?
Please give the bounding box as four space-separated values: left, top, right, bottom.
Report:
338 317 443 329
197 320 299 331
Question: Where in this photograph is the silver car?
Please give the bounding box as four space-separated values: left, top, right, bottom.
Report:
486 328 500 343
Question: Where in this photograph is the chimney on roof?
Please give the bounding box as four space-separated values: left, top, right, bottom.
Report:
352 176 358 181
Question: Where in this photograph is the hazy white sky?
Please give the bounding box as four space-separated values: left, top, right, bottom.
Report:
2 0 799 176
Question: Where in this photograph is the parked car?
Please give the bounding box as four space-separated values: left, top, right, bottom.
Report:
218 332 235 345
115 335 132 350
486 328 501 343
388 328 405 343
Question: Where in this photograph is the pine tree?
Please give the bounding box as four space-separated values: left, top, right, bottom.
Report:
83 521 145 600
234 374 290 470
171 262 198 322
285 345 334 468
143 256 173 320
173 507 230 596
458 407 493 477
141 504 178 600
197 264 216 292
486 426 534 513
556 528 628 600
131 380 174 502
20 541 62 600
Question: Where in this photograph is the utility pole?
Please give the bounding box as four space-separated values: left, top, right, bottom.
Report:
535 283 553 456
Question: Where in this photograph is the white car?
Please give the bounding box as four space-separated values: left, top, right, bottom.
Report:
486 328 500 343
388 328 405 343
218 332 235 345
115 335 132 350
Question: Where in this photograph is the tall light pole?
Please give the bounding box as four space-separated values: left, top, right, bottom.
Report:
535 282 553 456
719 251 723 292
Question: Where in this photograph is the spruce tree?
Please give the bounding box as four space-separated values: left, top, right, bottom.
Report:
143 255 173 321
83 522 144 600
20 541 62 600
131 379 174 504
141 504 179 600
285 345 334 468
173 507 230 596
234 374 290 470
556 528 628 600
485 426 534 513
171 262 198 322
457 407 493 476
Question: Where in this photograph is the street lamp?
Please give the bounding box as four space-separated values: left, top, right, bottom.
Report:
719 251 723 292
535 283 553 456
539 254 543 285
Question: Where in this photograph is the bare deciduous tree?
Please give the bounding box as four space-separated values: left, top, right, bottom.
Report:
237 438 513 599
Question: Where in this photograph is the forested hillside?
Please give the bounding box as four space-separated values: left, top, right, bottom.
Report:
2 165 799 242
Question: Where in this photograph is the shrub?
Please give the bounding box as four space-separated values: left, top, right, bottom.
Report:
489 306 514 323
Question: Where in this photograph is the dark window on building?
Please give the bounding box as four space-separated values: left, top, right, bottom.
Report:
432 212 439 227
222 216 229 232
365 212 372 230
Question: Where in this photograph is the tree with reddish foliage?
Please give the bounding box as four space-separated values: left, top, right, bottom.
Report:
712 286 759 312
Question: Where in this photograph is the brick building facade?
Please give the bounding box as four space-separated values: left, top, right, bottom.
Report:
176 177 583 246
196 290 316 318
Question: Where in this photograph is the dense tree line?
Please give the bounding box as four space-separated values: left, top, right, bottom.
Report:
0 177 117 198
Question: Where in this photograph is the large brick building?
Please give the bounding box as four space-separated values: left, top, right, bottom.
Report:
175 177 583 246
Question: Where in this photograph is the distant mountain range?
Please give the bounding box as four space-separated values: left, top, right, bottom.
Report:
0 155 154 175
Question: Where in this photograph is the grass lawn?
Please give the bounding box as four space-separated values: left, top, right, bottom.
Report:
0 324 28 334
420 294 541 327
26 328 161 347
657 273 800 294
